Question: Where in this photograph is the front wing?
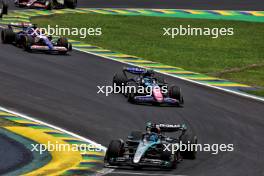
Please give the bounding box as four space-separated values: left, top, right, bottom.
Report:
106 157 173 168
30 45 69 52
133 95 180 106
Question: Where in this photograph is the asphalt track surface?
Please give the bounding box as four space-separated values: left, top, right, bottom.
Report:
0 41 264 176
1 0 264 176
5 0 264 10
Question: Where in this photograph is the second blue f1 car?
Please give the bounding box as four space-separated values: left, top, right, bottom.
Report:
1 23 72 54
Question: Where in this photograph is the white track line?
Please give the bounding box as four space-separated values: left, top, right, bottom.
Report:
0 106 113 175
73 47 264 103
0 106 106 150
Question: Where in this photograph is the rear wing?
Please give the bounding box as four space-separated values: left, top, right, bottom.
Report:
8 22 34 29
158 124 187 133
123 67 147 75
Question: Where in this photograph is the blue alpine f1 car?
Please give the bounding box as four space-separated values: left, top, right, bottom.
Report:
1 23 72 54
104 122 197 169
113 67 184 106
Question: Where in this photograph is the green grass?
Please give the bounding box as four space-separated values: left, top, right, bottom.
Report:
246 90 264 97
32 14 264 96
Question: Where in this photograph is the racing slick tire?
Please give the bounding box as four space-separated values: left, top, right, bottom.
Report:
169 85 184 106
161 145 177 169
105 140 123 164
127 81 138 103
113 72 128 95
180 133 198 159
22 35 34 52
1 0 8 15
1 29 15 44
57 37 71 54
113 72 127 87
65 0 77 9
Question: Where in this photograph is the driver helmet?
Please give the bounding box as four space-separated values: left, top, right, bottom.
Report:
146 122 160 134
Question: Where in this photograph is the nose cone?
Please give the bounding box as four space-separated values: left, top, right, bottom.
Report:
153 86 163 102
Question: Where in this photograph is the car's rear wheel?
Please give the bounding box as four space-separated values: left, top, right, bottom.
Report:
169 85 184 106
22 35 34 52
1 29 15 44
113 72 128 95
57 37 70 54
127 81 138 103
180 133 197 159
65 0 77 9
105 140 123 164
113 72 127 87
160 145 177 169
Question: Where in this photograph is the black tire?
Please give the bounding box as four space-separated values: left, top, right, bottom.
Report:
169 85 184 105
130 131 142 141
1 29 15 44
68 43 72 51
2 0 8 15
105 140 122 164
180 133 198 159
161 145 172 161
65 0 77 8
160 144 178 169
57 37 69 54
113 72 127 87
22 35 34 52
127 81 138 103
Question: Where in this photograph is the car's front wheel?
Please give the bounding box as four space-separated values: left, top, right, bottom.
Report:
161 144 177 169
105 140 123 164
1 29 15 44
180 133 198 159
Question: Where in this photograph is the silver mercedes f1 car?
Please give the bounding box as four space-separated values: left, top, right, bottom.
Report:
104 122 197 169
